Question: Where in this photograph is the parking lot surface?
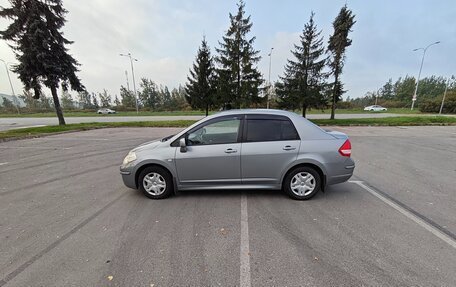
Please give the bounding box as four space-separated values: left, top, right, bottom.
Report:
0 126 455 286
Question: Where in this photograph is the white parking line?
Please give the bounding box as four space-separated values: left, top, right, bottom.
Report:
0 162 8 166
349 180 456 249
240 194 251 287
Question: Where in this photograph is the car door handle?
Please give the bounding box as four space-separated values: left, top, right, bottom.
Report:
225 148 238 154
283 145 296 151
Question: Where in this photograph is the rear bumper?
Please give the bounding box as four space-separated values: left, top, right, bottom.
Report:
327 173 353 185
327 160 355 185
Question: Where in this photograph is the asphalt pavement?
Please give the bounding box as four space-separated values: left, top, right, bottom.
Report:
0 126 455 286
0 113 425 131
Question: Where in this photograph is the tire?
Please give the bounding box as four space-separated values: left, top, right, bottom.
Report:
138 166 174 199
283 166 321 200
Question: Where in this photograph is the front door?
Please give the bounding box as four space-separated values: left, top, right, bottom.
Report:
175 115 242 186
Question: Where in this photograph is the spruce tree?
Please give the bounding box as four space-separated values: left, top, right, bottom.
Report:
215 0 263 108
276 12 327 117
327 5 356 119
185 37 216 116
1 0 84 125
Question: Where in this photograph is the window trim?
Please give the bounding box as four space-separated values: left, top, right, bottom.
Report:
242 114 300 143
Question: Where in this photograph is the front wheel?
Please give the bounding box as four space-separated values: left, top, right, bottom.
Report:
138 166 173 199
283 167 321 200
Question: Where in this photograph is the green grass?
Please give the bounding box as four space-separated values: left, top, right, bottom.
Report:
0 110 209 118
304 108 422 114
1 116 455 141
0 108 426 118
311 116 456 126
0 120 196 140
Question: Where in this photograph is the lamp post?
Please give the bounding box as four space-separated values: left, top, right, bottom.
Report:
125 70 130 91
411 41 440 110
267 47 274 109
439 78 450 114
120 53 139 113
0 59 20 114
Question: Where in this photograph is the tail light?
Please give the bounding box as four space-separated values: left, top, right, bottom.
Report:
338 139 351 157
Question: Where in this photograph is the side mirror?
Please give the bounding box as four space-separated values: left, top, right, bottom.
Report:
179 138 187 153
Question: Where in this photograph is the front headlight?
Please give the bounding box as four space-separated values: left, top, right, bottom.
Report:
122 151 137 165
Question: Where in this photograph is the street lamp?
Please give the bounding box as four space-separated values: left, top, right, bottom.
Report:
410 41 440 110
120 53 139 113
267 47 274 109
439 78 450 114
0 59 20 114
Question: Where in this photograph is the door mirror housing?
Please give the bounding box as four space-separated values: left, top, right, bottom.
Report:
179 137 187 153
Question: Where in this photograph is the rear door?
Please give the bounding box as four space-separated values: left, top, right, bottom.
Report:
240 114 300 185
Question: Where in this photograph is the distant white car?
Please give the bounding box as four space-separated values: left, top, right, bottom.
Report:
97 108 116 114
364 105 387 112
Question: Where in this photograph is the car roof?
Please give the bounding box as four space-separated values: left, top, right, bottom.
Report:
218 108 300 118
215 109 333 139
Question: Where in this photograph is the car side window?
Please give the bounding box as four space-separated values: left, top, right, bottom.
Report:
281 120 300 140
245 119 299 142
187 117 241 146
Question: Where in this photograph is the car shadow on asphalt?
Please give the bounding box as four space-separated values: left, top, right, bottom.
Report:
175 188 287 199
169 182 358 201
123 181 359 202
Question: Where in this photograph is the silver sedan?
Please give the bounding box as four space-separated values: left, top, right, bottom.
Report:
120 109 355 200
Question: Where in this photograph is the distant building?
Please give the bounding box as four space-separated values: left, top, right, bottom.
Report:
0 93 26 107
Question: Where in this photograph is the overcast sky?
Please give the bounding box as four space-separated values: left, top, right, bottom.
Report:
0 0 454 100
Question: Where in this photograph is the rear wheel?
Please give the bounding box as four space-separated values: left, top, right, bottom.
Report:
138 166 173 199
283 167 321 200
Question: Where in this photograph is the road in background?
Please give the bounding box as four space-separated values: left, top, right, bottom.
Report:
0 115 204 131
0 126 455 286
0 113 442 131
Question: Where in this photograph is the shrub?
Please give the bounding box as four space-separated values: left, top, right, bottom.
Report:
419 91 456 113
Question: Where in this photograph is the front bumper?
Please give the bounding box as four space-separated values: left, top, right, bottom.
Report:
120 166 136 189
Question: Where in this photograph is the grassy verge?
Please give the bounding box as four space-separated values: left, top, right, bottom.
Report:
0 110 208 117
305 107 423 114
1 116 454 141
0 108 428 118
0 120 195 140
312 116 456 126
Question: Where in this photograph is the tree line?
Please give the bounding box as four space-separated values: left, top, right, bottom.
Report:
0 82 190 112
185 1 356 118
347 75 456 113
1 0 356 124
